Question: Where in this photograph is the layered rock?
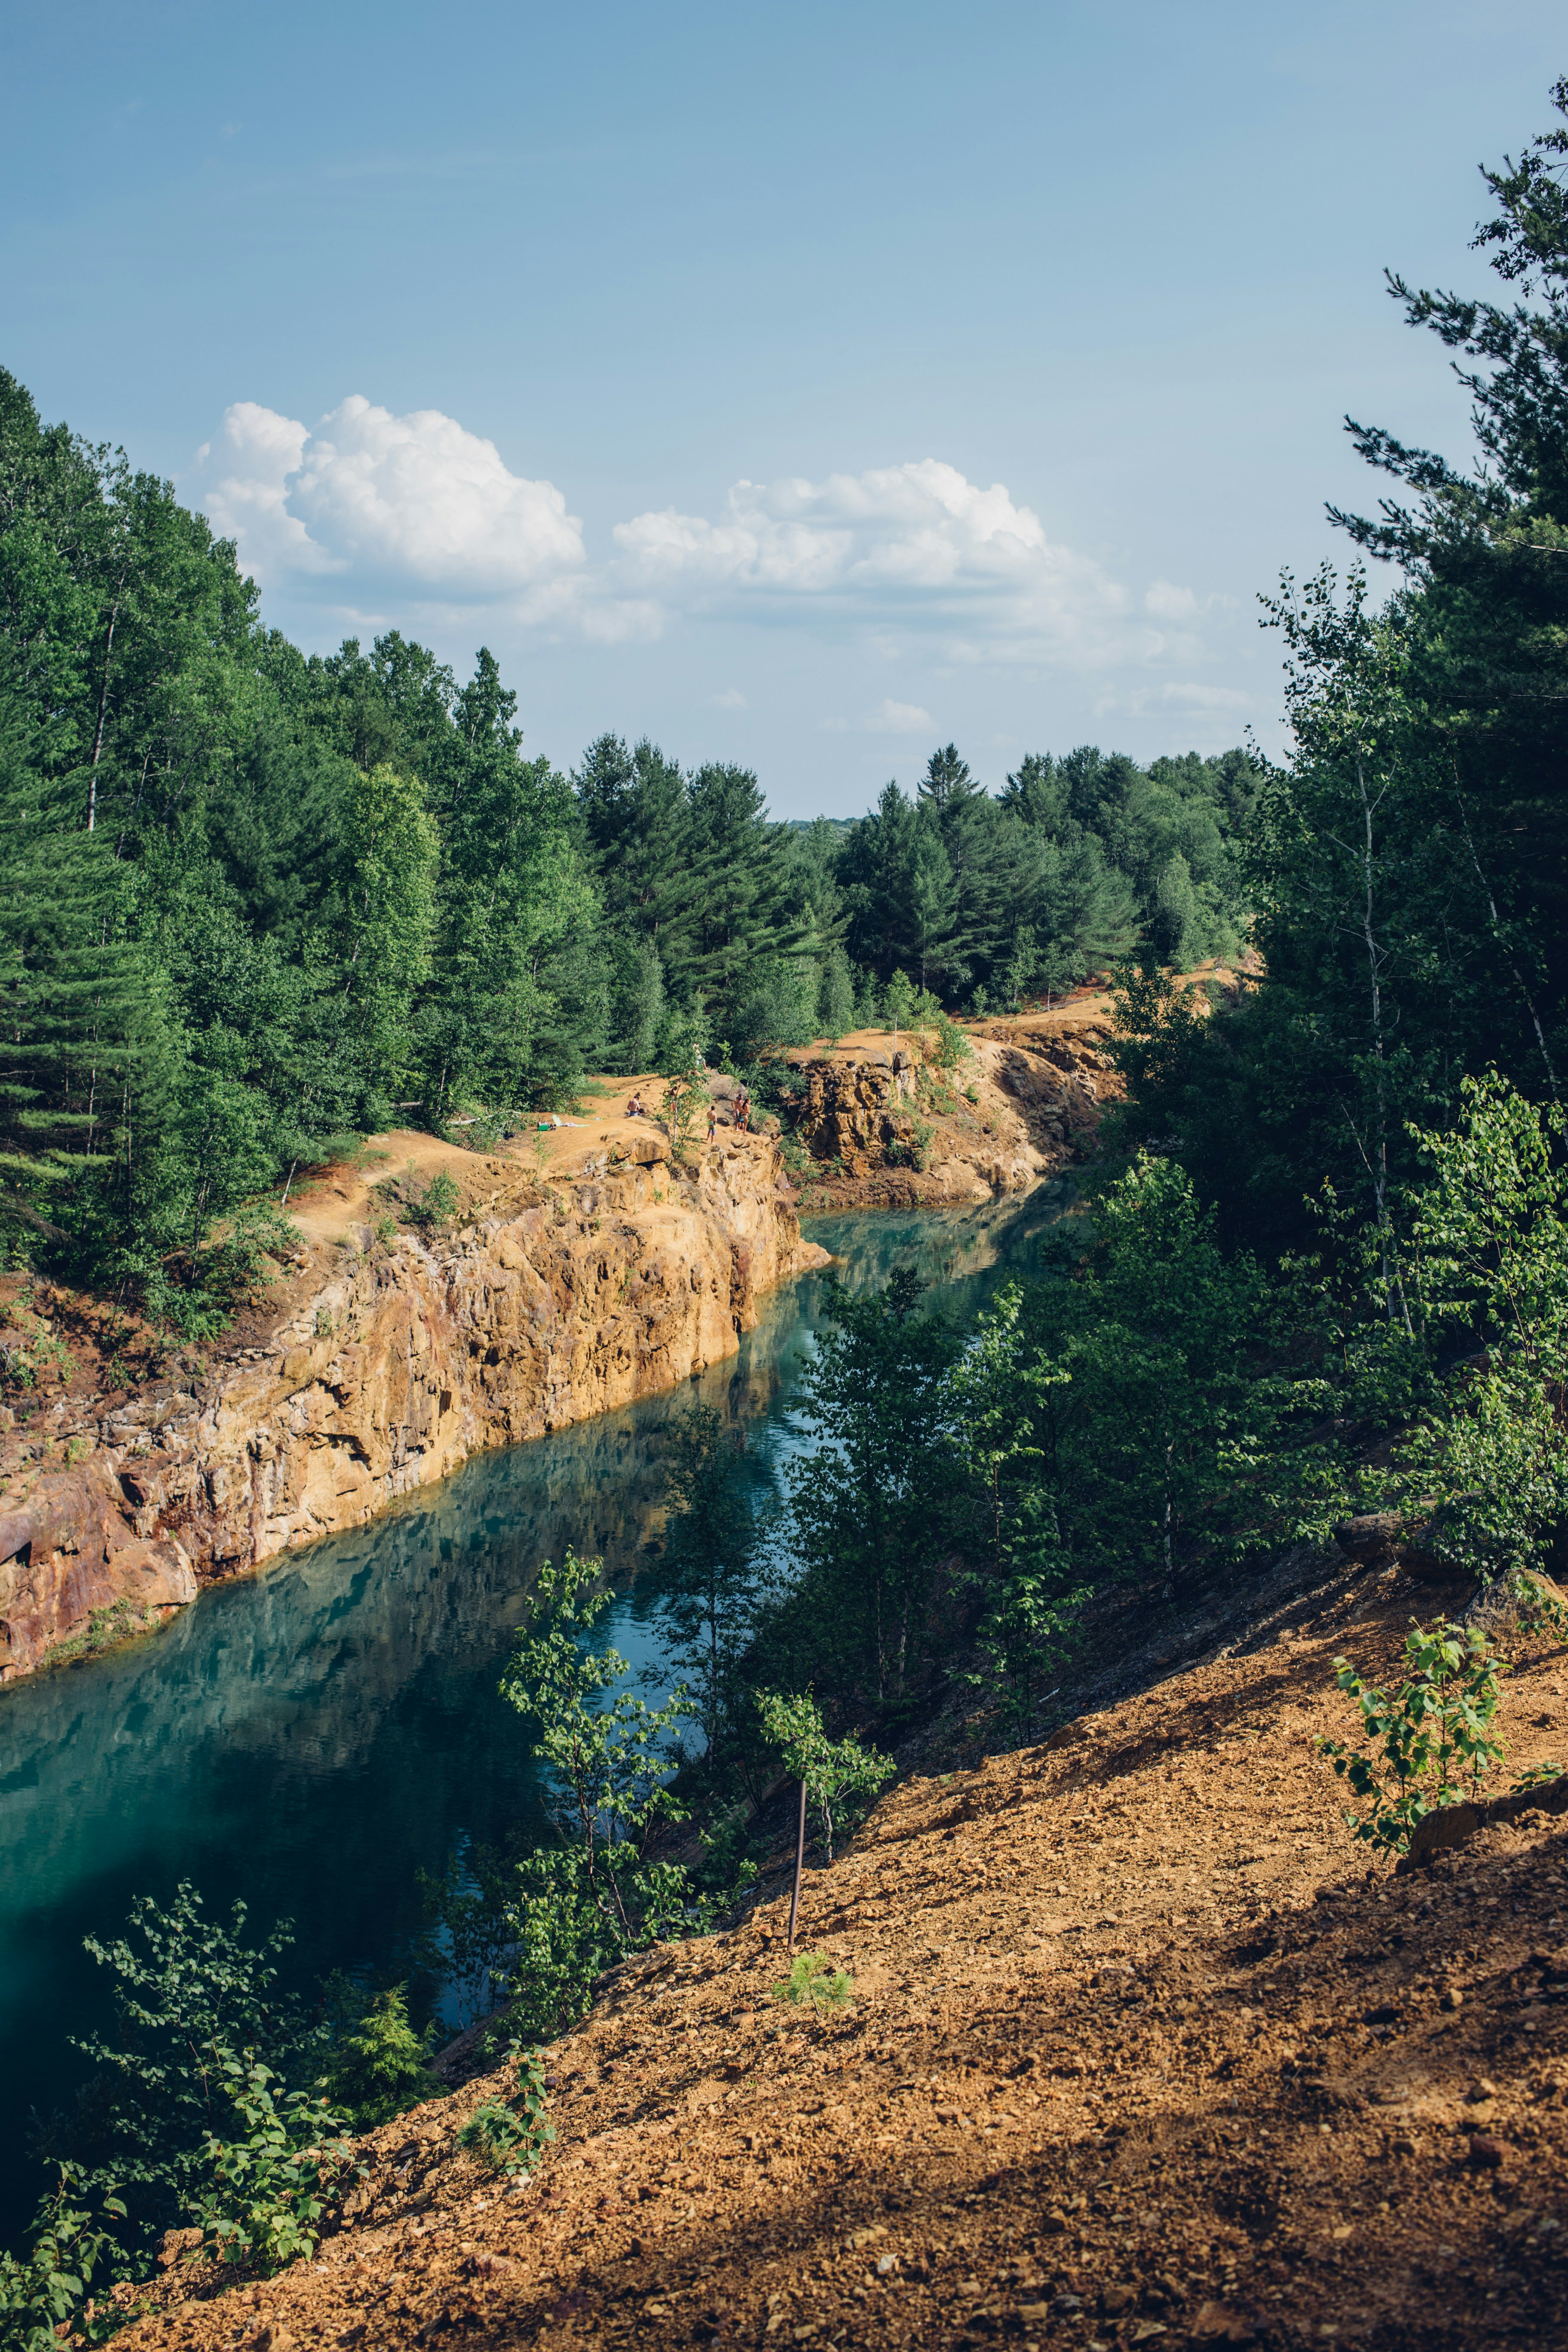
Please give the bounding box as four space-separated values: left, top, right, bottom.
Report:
0 1135 824 1682
786 1024 1120 1205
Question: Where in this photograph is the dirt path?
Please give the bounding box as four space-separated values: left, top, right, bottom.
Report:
120 1577 1567 2350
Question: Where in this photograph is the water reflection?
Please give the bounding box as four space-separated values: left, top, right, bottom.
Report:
0 1184 1074 2225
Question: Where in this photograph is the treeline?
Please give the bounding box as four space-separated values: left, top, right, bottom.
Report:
509 76 1568 1991
1114 81 1568 1253
837 739 1253 1005
0 360 1249 1312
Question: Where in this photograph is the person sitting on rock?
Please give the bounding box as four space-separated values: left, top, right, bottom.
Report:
626 1093 643 1118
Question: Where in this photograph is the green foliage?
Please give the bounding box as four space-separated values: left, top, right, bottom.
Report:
645 1405 772 1762
949 1282 1086 1740
836 738 1246 1011
882 969 916 1040
771 1953 854 2015
42 1596 160 1667
456 2047 554 2177
1317 1619 1509 1856
187 2051 356 2274
54 1883 316 2258
496 1553 698 2040
316 1985 440 2130
931 1011 971 1071
694 1801 761 1902
755 1690 894 1861
407 1167 460 1230
775 1270 962 1702
0 2167 126 2352
1393 1073 1568 1589
657 1016 709 1162
1026 1156 1340 1592
818 947 855 1043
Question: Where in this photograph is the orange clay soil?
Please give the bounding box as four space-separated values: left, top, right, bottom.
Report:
0 1081 699 1409
119 1581 1568 2352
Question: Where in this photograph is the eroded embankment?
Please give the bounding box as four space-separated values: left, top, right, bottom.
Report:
780 1011 1122 1209
0 1130 824 1681
113 1573 1568 2352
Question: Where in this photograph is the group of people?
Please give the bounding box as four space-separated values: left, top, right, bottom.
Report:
622 1085 751 1142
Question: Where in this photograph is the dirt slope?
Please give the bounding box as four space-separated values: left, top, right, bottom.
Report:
779 965 1246 1210
119 1578 1568 2351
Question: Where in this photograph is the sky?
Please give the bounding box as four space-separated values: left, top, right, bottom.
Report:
2 0 1563 818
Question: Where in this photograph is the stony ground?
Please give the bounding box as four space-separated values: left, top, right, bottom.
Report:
119 1569 1568 2352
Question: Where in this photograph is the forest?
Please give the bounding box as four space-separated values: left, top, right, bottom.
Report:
0 381 1253 1315
6 72 1568 2343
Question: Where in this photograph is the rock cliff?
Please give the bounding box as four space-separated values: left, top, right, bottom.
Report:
0 1131 824 1683
783 1016 1121 1206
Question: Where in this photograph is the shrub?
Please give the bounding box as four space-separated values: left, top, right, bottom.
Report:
58 1885 317 2259
456 2047 554 2177
317 1985 441 2129
187 2052 357 2274
931 1012 971 1072
0 2166 126 2351
408 1168 460 1229
772 1953 854 2016
1317 1618 1509 1856
495 1553 700 2039
755 1690 895 1861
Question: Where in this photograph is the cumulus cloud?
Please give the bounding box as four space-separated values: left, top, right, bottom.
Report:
707 686 749 709
191 397 1225 688
609 460 1135 666
197 403 330 579
193 396 585 604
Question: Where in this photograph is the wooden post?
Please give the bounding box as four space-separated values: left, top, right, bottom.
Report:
786 1778 807 1954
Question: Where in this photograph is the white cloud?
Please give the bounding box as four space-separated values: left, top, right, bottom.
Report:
1144 579 1199 622
1099 680 1255 737
707 686 748 709
1148 682 1252 712
192 396 585 603
197 403 329 579
865 698 934 734
609 460 1134 666
190 398 1232 689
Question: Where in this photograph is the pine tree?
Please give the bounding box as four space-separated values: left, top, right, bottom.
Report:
0 698 151 1239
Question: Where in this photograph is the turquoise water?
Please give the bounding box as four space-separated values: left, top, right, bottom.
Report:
0 1188 1072 2228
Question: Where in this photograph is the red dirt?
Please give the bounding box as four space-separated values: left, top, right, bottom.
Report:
116 1579 1568 2351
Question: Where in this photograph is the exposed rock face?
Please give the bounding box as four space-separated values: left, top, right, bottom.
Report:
787 1024 1120 1205
795 1056 916 1175
0 1136 824 1683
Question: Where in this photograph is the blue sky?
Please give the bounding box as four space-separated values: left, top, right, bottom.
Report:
3 0 1563 816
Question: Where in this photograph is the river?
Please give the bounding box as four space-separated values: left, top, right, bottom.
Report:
0 1187 1073 2232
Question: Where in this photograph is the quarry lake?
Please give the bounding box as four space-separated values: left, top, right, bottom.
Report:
0 1187 1072 2229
